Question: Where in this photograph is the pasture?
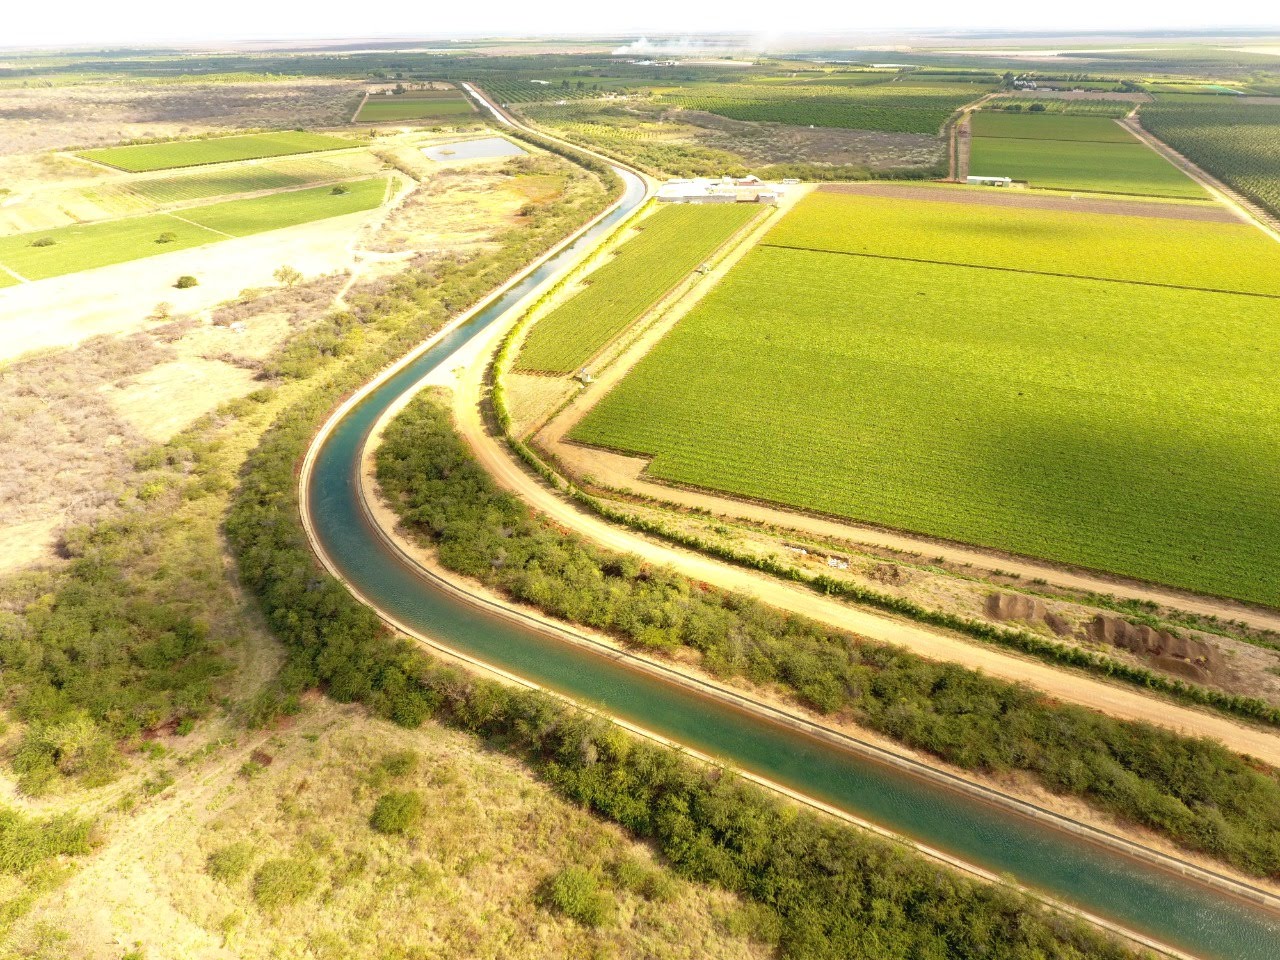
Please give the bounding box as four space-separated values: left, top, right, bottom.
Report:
516 203 760 374
764 190 1279 295
0 178 388 281
969 112 1204 197
77 131 358 172
572 194 1280 606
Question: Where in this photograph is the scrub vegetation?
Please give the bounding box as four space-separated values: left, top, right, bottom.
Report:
515 203 759 374
573 193 1280 607
77 130 359 172
378 394 1280 880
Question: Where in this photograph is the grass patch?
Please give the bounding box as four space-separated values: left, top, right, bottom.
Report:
540 867 616 928
369 791 423 835
79 131 358 173
515 203 759 374
251 855 323 912
573 197 1280 607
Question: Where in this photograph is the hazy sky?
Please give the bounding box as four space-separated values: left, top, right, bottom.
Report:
4 1 1279 49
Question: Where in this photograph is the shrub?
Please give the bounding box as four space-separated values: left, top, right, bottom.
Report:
330 185 350 195
541 867 616 928
251 856 322 911
156 231 178 244
30 237 55 248
370 790 423 834
378 750 420 778
207 841 255 883
174 275 198 289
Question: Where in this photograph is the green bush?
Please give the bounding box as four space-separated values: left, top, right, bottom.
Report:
30 236 56 248
0 807 94 874
207 841 255 883
156 231 178 244
378 750 420 778
541 867 616 928
174 275 198 289
251 856 322 911
370 790 423 835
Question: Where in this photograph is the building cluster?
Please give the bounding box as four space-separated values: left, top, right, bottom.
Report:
656 175 787 204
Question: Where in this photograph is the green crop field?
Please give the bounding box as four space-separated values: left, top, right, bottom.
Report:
969 136 1205 197
0 269 20 288
982 98 1135 117
174 177 389 236
78 131 359 172
0 215 224 279
0 177 388 281
658 82 984 134
764 191 1277 295
128 165 318 204
355 94 474 122
572 194 1280 606
516 203 760 374
970 112 1137 142
1140 98 1280 218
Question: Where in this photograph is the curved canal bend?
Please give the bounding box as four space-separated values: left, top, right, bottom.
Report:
303 163 1280 958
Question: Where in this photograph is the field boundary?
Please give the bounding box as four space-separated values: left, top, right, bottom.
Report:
759 241 1280 300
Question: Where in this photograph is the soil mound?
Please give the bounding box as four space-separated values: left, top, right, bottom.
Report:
1083 614 1225 683
985 592 1072 635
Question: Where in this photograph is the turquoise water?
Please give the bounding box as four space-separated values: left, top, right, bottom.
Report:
305 168 1280 959
422 136 527 162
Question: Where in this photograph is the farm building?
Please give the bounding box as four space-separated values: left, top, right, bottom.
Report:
966 175 1014 187
657 176 785 204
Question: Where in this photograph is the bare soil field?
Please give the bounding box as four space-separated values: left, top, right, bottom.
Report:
0 80 363 156
822 180 1241 220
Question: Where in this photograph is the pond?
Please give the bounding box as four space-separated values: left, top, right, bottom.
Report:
421 136 527 163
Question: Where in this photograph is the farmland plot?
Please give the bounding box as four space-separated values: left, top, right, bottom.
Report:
355 91 474 122
0 178 388 280
572 198 1280 606
78 131 359 172
1140 97 1280 218
969 112 1204 197
515 203 760 374
764 191 1279 295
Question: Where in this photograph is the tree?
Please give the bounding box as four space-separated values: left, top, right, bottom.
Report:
273 265 303 288
174 275 198 289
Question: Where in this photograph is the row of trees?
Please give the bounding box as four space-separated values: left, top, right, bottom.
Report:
375 395 1280 880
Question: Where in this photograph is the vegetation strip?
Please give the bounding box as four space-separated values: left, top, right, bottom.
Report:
77 130 359 172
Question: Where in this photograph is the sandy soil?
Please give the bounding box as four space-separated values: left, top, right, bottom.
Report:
822 180 1242 221
104 358 261 442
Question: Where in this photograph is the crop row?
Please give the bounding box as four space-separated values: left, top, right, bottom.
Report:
78 130 358 172
1140 99 1280 218
515 203 759 375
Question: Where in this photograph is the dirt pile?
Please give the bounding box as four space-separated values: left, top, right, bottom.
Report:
985 592 1072 636
1083 615 1226 683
